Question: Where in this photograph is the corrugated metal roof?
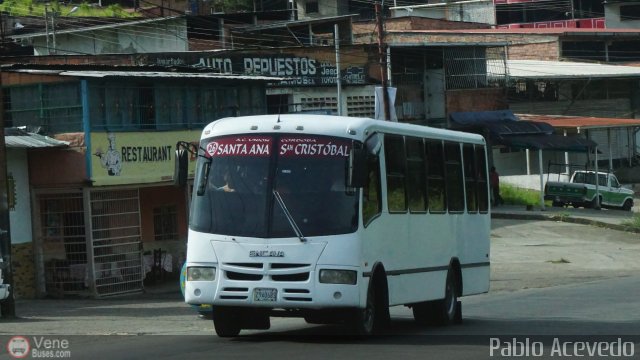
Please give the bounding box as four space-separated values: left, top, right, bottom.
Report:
238 14 355 32
518 114 640 129
4 128 69 148
389 28 640 35
490 60 640 79
9 16 182 40
390 0 489 10
9 69 285 81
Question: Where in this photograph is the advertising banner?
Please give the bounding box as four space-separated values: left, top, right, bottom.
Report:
90 130 201 186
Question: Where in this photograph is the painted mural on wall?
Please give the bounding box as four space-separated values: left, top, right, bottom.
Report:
90 130 201 186
151 53 368 87
94 133 123 176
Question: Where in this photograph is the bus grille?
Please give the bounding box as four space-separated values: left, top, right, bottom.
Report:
222 263 311 282
226 271 263 281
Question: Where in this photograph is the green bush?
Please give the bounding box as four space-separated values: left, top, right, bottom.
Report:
0 0 139 17
500 183 551 207
622 213 640 230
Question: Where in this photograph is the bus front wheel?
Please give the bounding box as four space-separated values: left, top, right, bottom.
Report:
352 278 377 336
212 307 241 337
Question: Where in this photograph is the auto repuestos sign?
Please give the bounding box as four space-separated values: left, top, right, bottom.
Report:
152 53 368 87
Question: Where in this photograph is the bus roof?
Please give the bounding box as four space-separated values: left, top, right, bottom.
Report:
202 115 486 144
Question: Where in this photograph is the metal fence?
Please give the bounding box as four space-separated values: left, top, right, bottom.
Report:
89 189 143 297
444 46 507 90
39 192 89 297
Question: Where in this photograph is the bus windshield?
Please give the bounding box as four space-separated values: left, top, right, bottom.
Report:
189 134 359 238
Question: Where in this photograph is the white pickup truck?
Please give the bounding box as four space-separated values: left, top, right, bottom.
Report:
0 257 9 300
544 170 635 211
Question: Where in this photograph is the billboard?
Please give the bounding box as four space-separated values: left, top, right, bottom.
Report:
90 130 201 186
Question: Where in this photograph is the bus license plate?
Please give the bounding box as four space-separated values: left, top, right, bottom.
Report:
253 288 277 302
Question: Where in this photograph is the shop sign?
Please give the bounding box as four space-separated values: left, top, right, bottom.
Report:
155 54 368 87
90 130 201 186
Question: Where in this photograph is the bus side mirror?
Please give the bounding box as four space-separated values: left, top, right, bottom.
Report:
174 145 189 187
347 148 367 188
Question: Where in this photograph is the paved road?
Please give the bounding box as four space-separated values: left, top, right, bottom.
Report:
2 275 638 360
1 218 639 359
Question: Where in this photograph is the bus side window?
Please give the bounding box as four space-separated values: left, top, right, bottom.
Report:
384 135 407 213
426 140 446 213
476 145 489 212
463 144 478 213
363 154 382 226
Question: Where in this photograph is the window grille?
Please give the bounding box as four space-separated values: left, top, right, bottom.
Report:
153 205 178 241
90 189 143 297
39 192 88 297
347 95 375 118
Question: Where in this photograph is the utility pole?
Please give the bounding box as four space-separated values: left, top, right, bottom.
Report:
51 10 57 55
44 6 50 54
375 2 391 121
334 24 343 116
0 66 16 318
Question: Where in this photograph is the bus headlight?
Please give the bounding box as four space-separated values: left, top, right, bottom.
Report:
319 269 357 285
187 267 216 281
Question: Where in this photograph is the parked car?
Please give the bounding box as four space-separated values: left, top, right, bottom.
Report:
544 170 634 211
0 257 10 300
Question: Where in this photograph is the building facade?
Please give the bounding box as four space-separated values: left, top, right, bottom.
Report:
495 0 605 29
2 67 271 298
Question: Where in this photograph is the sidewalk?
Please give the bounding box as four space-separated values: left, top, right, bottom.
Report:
491 201 639 232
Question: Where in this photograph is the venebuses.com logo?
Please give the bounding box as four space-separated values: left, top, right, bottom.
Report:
6 336 30 359
5 336 71 358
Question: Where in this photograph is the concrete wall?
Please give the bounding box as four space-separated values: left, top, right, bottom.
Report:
605 2 640 29
501 174 570 192
391 0 495 25
446 88 507 114
29 148 87 187
8 149 36 298
296 0 341 19
8 150 33 245
507 41 560 61
493 148 588 177
31 18 188 56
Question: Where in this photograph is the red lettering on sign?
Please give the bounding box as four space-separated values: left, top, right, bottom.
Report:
206 136 272 157
279 137 351 157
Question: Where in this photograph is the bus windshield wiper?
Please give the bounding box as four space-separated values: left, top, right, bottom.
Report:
272 189 306 242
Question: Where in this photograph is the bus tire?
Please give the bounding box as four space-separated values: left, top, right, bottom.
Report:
433 270 459 326
212 307 241 337
352 277 377 336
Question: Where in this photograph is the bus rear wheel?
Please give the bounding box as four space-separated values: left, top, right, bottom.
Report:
413 271 459 326
435 271 459 325
212 307 241 337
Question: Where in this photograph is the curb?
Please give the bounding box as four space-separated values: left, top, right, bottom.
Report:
491 212 640 234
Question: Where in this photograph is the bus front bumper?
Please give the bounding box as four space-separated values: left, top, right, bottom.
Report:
185 272 361 309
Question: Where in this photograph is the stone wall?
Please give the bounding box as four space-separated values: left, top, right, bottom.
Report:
10 242 36 299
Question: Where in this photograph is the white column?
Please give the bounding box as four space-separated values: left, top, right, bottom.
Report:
538 149 545 211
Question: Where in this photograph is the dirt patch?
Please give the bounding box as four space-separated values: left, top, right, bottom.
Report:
490 218 640 292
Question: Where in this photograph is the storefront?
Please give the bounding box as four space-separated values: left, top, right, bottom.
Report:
1 66 271 298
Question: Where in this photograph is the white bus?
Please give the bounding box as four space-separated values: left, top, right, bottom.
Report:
176 114 490 337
